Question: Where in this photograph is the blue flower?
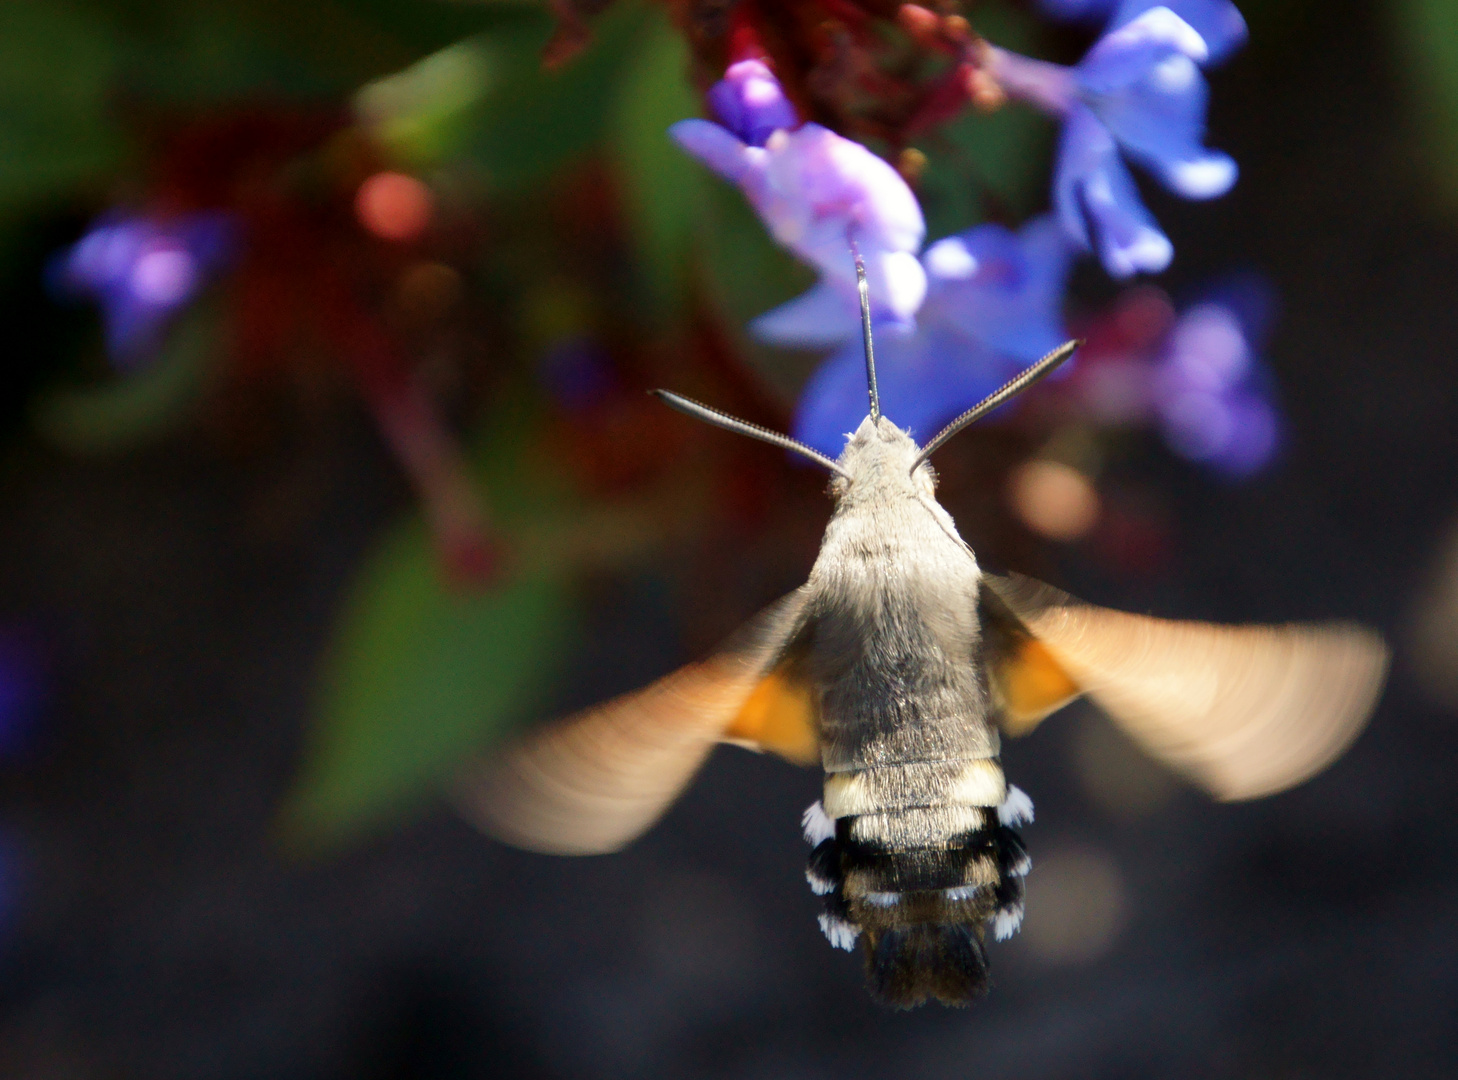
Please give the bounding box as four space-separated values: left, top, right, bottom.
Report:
1037 0 1247 65
51 212 235 369
671 65 927 322
1152 276 1279 476
755 216 1072 456
990 6 1237 277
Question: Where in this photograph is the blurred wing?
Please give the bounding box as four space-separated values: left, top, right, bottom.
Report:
982 573 1390 801
457 589 817 855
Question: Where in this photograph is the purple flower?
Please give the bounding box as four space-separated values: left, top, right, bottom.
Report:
756 217 1072 456
991 7 1237 278
1152 277 1279 476
671 66 927 322
51 211 235 369
1038 0 1247 65
706 60 800 148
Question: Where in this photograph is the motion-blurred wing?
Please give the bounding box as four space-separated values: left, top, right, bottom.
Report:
982 573 1389 801
458 589 816 854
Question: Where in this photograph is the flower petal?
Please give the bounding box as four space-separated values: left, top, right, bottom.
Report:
707 60 799 147
1081 45 1236 200
1084 6 1209 73
792 340 876 457
1073 7 1238 201
757 125 926 317
761 125 925 253
1054 105 1173 277
924 235 980 280
1113 0 1247 64
1161 151 1237 198
929 217 1071 361
750 281 861 347
676 112 928 321
792 327 1014 456
669 119 757 184
1208 392 1279 476
53 211 236 369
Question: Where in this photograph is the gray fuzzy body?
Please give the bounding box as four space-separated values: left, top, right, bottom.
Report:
797 417 1028 1007
808 417 998 777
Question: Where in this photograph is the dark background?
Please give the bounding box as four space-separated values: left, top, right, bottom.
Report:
3 1 1458 1077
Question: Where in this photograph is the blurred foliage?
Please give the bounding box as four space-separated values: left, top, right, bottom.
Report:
0 0 509 224
465 2 648 191
32 303 220 453
1393 0 1458 208
282 397 581 847
608 9 706 316
282 535 575 847
0 2 123 214
915 0 1050 239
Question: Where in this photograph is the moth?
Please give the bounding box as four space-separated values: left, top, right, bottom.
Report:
460 260 1389 1009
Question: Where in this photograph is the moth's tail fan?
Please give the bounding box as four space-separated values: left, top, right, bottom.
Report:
865 924 990 1009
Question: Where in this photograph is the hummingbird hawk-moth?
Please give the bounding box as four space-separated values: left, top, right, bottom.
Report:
460 259 1389 1009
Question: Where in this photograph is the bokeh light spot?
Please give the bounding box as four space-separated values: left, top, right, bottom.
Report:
355 171 434 241
1008 459 1101 541
1020 843 1129 963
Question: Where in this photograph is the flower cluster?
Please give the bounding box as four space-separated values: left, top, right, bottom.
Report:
673 3 1270 485
1069 278 1280 476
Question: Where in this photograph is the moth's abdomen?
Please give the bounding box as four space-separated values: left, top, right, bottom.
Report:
802 769 1033 1009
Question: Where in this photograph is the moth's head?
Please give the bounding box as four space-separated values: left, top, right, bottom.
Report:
830 415 936 503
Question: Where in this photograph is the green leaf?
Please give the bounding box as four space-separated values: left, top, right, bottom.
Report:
0 1 123 214
914 0 1051 239
920 102 1053 240
606 7 705 317
1393 0 1458 207
281 522 576 849
356 37 496 166
697 177 815 328
464 1 649 192
916 138 987 243
94 0 521 105
696 177 818 401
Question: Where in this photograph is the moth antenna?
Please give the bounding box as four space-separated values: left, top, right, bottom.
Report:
848 238 880 423
650 389 851 478
909 339 1081 473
